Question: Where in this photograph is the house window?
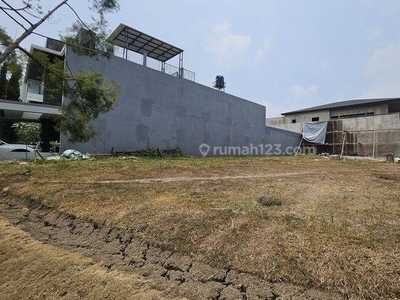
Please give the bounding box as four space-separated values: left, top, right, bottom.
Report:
312 117 319 122
291 119 296 123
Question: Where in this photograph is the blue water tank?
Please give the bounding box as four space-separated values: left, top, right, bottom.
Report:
215 75 225 89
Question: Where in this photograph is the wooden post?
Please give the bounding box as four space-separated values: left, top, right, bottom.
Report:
35 149 44 161
340 131 347 158
372 131 376 158
34 143 44 161
295 137 303 156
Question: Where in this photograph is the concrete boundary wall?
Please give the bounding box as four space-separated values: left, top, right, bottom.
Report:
327 113 400 156
61 48 301 156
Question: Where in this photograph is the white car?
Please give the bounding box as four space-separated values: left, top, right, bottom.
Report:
0 139 42 160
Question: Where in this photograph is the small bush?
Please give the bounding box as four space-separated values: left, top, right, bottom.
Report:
257 196 282 206
120 147 184 158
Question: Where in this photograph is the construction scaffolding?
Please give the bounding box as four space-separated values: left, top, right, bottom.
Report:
325 121 400 157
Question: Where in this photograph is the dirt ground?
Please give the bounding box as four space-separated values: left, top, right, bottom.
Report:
0 213 177 299
0 156 399 299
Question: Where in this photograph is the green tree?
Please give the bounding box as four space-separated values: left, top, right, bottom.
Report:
12 122 42 160
7 63 22 100
62 1 119 56
32 51 121 143
49 140 61 153
0 62 22 101
0 26 17 63
1 1 121 143
0 27 23 100
57 70 121 143
0 1 120 65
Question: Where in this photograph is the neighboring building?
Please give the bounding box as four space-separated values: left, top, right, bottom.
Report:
0 99 60 149
0 24 301 157
267 98 400 157
0 42 63 151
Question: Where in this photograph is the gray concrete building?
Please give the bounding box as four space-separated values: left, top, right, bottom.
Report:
267 98 400 157
1 25 301 157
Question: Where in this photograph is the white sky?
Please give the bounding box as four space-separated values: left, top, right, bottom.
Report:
3 0 400 117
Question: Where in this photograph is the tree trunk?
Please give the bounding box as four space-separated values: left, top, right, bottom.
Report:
0 0 69 65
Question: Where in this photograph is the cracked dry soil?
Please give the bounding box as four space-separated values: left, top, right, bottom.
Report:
0 193 342 300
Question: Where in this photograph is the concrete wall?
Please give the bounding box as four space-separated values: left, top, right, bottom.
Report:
330 103 388 118
285 110 330 123
265 122 303 134
61 48 301 156
267 104 392 135
266 110 330 134
327 113 400 157
264 126 302 155
267 103 389 127
267 110 330 127
340 113 400 131
266 116 286 126
341 113 400 156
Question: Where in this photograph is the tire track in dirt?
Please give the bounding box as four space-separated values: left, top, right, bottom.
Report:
0 192 342 300
35 171 326 185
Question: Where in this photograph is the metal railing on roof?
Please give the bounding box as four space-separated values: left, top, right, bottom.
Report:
161 62 195 82
114 47 196 82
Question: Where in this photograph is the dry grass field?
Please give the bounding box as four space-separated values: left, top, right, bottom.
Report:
0 155 399 299
0 216 174 300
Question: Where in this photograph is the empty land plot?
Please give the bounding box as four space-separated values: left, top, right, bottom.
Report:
0 156 399 299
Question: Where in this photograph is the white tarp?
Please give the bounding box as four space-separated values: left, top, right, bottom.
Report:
302 122 328 144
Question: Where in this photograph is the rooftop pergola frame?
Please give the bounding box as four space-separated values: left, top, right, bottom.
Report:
107 24 184 77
